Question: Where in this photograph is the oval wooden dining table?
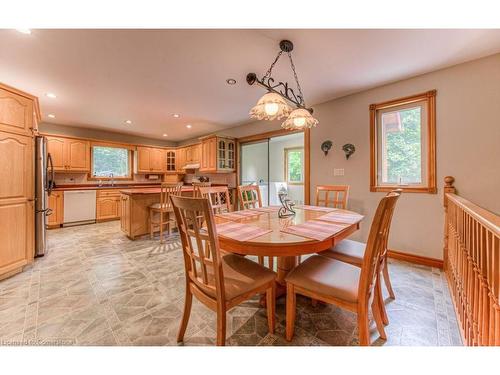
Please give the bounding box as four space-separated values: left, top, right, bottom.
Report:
214 206 363 301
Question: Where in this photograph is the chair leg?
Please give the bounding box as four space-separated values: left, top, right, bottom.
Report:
376 274 389 325
266 284 276 334
382 258 395 299
159 212 164 244
149 210 154 239
285 283 296 341
357 309 370 346
166 212 171 236
258 256 264 266
268 256 274 271
216 306 227 346
177 284 193 343
372 291 387 340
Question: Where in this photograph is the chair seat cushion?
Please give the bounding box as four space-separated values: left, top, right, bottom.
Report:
150 203 173 211
319 239 365 266
285 255 360 303
199 254 276 301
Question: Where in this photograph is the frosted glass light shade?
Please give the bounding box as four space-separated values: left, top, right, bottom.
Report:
281 108 319 130
249 92 291 120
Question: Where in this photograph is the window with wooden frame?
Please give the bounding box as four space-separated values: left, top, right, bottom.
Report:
284 147 304 185
370 90 436 193
90 142 133 179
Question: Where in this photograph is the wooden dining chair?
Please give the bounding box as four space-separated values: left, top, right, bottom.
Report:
238 184 263 209
285 191 401 345
192 181 211 197
319 189 401 324
315 185 350 209
237 184 274 270
198 186 232 214
171 195 276 346
149 182 183 243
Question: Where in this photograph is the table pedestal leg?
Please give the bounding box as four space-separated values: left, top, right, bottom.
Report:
260 256 297 306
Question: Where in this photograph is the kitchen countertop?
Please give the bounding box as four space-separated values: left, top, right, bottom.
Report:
53 183 162 191
120 184 234 195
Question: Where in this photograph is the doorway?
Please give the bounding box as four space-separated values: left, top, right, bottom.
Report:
239 131 307 206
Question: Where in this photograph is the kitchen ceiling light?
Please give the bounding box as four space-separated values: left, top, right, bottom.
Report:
249 92 291 120
124 120 132 124
226 78 237 85
246 40 319 130
172 114 180 118
48 114 56 119
281 108 318 130
45 92 57 99
163 133 168 137
186 124 192 129
16 29 31 34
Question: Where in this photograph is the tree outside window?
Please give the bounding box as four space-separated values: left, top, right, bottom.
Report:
285 147 304 184
92 146 130 178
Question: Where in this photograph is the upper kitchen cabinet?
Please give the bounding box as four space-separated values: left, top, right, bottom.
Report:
200 136 235 172
185 143 201 164
46 136 90 172
166 149 176 173
0 83 41 137
176 147 186 173
135 146 166 173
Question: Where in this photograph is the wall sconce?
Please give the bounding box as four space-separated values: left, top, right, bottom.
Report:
342 143 356 159
321 140 333 156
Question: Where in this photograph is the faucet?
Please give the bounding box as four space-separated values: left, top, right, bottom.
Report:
109 173 114 187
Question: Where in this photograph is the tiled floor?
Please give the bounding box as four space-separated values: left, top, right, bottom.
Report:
0 221 461 346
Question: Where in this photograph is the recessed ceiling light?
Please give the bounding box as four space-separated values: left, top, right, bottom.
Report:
48 114 56 119
186 124 192 129
226 78 237 85
45 92 57 99
16 29 31 35
163 133 168 137
124 120 132 124
172 114 180 118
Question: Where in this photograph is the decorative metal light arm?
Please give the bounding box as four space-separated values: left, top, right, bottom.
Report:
246 73 314 114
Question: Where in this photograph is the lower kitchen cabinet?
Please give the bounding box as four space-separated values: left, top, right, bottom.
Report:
96 190 121 222
120 194 131 235
47 191 64 228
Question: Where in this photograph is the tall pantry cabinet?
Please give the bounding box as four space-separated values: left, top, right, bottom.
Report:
0 82 40 280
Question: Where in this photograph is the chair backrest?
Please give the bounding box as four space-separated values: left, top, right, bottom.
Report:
238 184 262 209
315 185 349 209
198 186 232 214
192 181 212 197
170 195 225 302
160 182 183 210
381 189 402 258
357 191 401 304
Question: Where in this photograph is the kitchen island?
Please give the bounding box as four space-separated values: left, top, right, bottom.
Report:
119 185 235 240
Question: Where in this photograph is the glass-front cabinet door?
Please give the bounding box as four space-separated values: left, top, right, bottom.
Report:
166 150 176 172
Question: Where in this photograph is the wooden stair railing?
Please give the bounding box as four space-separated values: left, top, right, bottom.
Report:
443 176 500 346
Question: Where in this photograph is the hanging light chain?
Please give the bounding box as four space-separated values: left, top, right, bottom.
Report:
262 50 283 80
287 52 305 106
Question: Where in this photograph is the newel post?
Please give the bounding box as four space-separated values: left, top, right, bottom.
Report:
443 176 456 271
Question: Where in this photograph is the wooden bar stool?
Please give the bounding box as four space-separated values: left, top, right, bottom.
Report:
171 195 276 346
237 184 274 271
149 182 183 243
285 191 401 345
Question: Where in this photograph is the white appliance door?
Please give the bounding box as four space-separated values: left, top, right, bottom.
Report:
63 190 97 224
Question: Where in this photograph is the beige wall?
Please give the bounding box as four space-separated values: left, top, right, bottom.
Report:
39 122 176 147
223 53 500 259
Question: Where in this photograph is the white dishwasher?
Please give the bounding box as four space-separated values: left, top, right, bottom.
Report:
63 190 97 226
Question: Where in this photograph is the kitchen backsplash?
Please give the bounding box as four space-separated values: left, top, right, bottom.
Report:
183 172 236 187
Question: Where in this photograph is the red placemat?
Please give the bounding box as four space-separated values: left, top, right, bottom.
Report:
316 211 364 224
215 221 272 242
294 205 337 212
216 210 262 221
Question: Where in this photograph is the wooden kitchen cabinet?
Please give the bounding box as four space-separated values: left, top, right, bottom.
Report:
135 146 166 173
185 144 201 164
166 149 176 172
96 189 121 222
0 83 40 137
176 147 186 172
0 131 34 279
46 136 90 172
199 136 235 172
47 191 64 228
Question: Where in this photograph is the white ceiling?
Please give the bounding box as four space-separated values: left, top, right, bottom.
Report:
1 29 500 141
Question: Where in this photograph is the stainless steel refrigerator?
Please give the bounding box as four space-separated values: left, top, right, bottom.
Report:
35 136 54 257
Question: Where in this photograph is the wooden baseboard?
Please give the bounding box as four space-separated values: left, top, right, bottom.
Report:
388 249 443 269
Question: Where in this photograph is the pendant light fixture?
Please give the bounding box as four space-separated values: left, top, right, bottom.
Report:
247 40 318 130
